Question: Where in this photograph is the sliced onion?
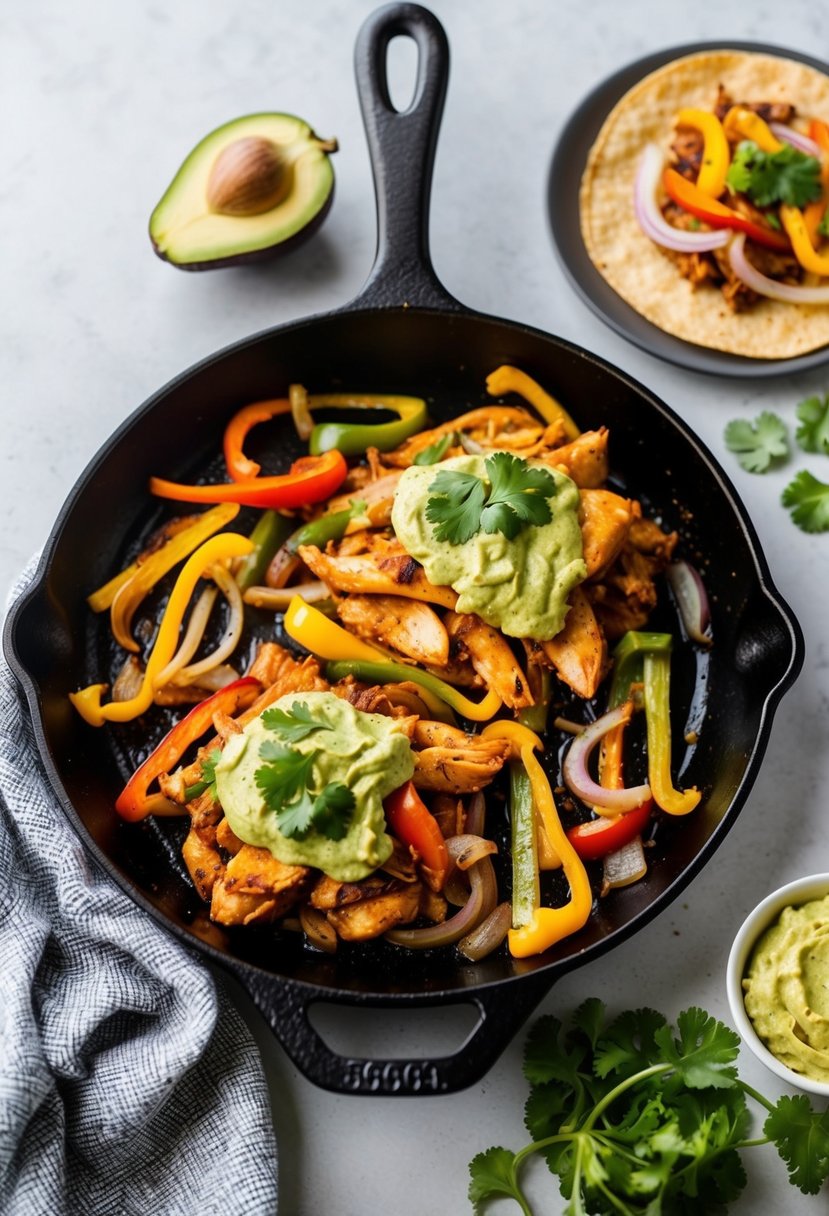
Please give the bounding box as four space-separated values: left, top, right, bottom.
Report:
603 837 647 889
155 585 218 688
289 382 314 440
459 433 485 455
112 654 145 702
563 704 651 812
770 123 822 159
242 580 330 610
385 855 496 949
445 833 498 871
729 232 829 302
459 901 512 961
667 559 711 646
173 564 244 685
299 905 338 954
464 791 486 837
634 144 731 253
190 663 240 692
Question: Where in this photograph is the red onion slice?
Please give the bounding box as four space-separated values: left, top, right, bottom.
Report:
667 560 712 646
445 833 498 871
459 901 512 961
563 704 651 812
769 123 823 159
634 144 731 254
729 232 829 302
385 855 496 949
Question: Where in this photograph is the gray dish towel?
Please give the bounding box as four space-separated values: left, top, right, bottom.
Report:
0 567 279 1216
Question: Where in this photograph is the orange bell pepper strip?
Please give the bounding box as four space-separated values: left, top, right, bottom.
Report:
780 204 829 275
383 781 450 892
223 398 291 481
149 450 348 510
722 106 782 153
663 168 791 252
69 532 254 726
803 119 829 245
482 720 592 958
115 676 261 821
675 107 731 197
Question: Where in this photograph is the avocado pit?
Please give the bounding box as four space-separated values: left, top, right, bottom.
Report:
206 136 291 217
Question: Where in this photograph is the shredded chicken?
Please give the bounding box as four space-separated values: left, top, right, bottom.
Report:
310 873 424 941
337 594 450 666
526 585 608 699
210 845 312 927
444 611 533 710
579 489 635 580
298 543 458 608
536 428 609 488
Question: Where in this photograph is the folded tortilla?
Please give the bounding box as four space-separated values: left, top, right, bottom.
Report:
580 50 829 358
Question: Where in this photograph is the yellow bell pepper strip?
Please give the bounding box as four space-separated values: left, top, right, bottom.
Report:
663 167 792 252
223 398 291 481
234 510 295 593
114 676 261 821
284 595 387 664
304 392 428 456
109 503 240 652
483 720 592 958
69 532 254 727
485 365 580 441
149 450 348 510
325 659 501 723
722 106 782 153
642 648 701 817
675 107 731 197
780 204 829 275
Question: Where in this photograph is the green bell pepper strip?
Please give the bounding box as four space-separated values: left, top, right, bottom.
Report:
324 659 501 723
518 666 553 733
235 510 296 592
285 499 368 555
509 761 539 929
306 393 428 456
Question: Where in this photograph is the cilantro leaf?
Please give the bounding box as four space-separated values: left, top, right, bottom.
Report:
255 741 355 841
724 412 789 473
425 453 557 546
782 469 829 531
468 1147 522 1213
183 746 223 803
726 139 822 208
261 700 334 742
425 468 486 544
594 1007 667 1079
275 788 317 838
765 1094 829 1193
653 1007 739 1090
795 394 829 454
256 741 315 809
413 431 457 465
310 782 355 840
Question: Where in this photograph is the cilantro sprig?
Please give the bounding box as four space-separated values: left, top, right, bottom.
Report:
261 700 335 742
425 452 558 545
724 411 789 473
413 431 458 465
183 746 222 803
781 469 829 532
469 1001 829 1215
795 394 829 455
726 139 822 208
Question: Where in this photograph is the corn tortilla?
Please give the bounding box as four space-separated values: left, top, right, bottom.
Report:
580 51 829 358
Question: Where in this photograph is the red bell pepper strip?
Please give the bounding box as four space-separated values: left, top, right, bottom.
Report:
383 781 449 892
223 398 291 481
566 798 652 861
115 676 261 821
149 450 348 510
662 167 791 252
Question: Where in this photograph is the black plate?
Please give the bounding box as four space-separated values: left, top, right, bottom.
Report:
548 40 829 378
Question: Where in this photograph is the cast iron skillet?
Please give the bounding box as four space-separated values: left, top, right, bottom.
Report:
4 3 804 1095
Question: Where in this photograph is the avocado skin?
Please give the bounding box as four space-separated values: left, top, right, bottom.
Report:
149 184 335 272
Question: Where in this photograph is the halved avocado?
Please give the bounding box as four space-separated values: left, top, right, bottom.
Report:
149 112 337 270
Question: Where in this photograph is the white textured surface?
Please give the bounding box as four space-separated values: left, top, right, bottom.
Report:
4 2 829 1213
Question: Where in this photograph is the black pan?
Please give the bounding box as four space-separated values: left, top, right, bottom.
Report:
4 3 803 1096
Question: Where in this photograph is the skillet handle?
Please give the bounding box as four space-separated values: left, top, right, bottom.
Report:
240 968 554 1096
351 2 462 312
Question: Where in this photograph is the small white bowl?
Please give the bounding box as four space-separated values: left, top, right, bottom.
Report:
726 872 829 1098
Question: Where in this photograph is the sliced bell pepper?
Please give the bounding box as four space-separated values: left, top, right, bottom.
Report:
284 498 368 555
675 107 731 197
566 799 653 862
485 366 580 441
223 398 291 481
383 780 449 891
482 720 592 958
804 119 829 243
722 106 782 153
325 659 501 723
234 510 296 592
663 167 791 252
69 531 254 726
149 450 348 510
109 503 240 652
284 595 387 664
642 648 700 816
780 203 829 274
115 676 261 821
303 392 428 456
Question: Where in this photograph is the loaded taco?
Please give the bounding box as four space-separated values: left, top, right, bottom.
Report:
580 50 829 358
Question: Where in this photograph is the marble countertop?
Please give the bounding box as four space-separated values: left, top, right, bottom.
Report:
4 1 829 1212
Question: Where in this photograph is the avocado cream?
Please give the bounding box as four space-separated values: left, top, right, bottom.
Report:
391 453 586 640
743 895 829 1083
214 691 414 881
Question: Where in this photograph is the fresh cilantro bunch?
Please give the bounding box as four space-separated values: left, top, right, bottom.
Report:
726 139 822 208
469 1000 829 1215
426 452 558 545
254 701 355 840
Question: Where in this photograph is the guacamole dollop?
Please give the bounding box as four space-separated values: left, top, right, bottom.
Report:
391 453 586 640
743 895 829 1083
214 691 414 882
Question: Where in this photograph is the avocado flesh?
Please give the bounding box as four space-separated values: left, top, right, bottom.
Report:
150 113 335 269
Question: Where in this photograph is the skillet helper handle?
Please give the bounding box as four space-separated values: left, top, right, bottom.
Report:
241 969 554 1096
352 2 460 311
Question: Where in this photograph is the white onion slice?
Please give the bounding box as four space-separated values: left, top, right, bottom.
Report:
563 704 651 812
769 123 822 159
445 833 498 871
603 837 647 889
174 563 244 684
155 585 218 688
729 232 829 302
634 144 731 253
667 560 712 646
242 581 330 610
